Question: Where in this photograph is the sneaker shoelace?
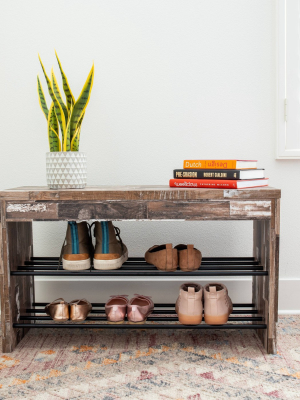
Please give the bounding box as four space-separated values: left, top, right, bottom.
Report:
114 225 124 250
90 222 124 250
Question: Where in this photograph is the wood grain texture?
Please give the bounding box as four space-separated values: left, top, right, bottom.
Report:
0 201 3 275
253 212 280 354
230 201 271 219
0 185 281 202
0 221 34 352
6 202 58 221
58 201 147 220
147 201 230 220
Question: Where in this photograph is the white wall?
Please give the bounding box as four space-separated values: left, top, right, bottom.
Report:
0 1 299 311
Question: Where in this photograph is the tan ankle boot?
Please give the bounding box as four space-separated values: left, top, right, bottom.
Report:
204 283 233 325
175 283 203 325
93 221 128 270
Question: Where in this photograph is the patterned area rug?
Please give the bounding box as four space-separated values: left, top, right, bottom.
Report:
0 316 299 399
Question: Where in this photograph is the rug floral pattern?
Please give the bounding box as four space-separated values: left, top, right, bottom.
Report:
0 316 299 399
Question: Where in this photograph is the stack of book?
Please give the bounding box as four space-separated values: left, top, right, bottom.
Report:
169 159 268 189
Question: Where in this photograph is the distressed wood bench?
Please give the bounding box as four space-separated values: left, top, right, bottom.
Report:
0 185 280 354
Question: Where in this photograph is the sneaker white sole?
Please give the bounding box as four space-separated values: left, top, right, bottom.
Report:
93 250 128 270
62 258 91 271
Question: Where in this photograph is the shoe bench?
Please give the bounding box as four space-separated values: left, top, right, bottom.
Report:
0 185 280 354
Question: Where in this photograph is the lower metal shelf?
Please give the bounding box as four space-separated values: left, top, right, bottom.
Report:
16 302 265 330
14 323 267 329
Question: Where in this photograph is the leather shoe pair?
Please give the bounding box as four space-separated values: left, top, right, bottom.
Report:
175 282 233 325
45 298 92 322
145 243 202 272
105 294 154 324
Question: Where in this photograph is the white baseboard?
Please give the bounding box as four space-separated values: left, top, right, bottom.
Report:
35 277 300 313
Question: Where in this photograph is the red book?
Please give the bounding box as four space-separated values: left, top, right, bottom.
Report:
169 178 269 189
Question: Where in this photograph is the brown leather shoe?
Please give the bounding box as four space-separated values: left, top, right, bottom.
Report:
204 283 233 325
127 294 154 323
175 244 202 271
69 299 92 322
105 295 129 324
145 244 178 271
175 283 203 325
45 298 69 321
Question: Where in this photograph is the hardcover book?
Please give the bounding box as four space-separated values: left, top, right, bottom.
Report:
183 160 257 169
174 169 265 180
169 178 269 189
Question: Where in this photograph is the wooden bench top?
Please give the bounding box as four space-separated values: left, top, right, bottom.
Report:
0 185 281 201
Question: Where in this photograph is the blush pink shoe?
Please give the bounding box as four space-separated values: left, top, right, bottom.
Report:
127 294 154 324
105 295 129 324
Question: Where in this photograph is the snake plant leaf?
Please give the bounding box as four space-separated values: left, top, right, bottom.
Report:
37 76 49 120
48 102 61 152
39 55 66 138
55 50 75 111
63 104 73 151
70 112 84 151
70 128 80 151
51 68 68 122
69 64 94 142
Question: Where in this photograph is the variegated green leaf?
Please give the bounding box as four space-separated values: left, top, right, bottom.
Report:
70 128 80 151
39 55 66 138
55 50 75 111
63 104 73 151
69 64 94 143
37 75 48 120
70 112 84 151
48 102 61 152
51 68 68 122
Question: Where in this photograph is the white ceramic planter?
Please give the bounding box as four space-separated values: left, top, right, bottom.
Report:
46 152 87 189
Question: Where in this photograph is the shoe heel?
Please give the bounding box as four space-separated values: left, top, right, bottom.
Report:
63 258 90 271
177 313 202 325
204 314 229 325
107 320 124 324
128 320 146 324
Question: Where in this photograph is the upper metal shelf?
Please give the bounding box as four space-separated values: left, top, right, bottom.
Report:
11 256 268 277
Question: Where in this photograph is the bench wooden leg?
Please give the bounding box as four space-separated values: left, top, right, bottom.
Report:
253 199 280 354
0 205 34 353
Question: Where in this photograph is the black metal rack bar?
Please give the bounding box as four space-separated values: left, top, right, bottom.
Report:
12 270 267 276
24 261 260 267
20 316 263 322
30 257 257 262
13 323 267 330
19 265 263 271
26 308 258 315
13 256 266 276
31 302 255 308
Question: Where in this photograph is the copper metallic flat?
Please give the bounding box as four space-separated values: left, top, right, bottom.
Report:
45 298 69 321
69 299 92 322
105 295 128 324
127 294 154 324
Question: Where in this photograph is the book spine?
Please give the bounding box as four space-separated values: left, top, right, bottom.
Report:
174 169 240 179
183 160 237 169
169 179 238 189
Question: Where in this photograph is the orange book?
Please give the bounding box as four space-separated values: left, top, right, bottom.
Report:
183 160 257 170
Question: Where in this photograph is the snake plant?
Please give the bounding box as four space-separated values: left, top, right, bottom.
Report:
37 51 94 152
